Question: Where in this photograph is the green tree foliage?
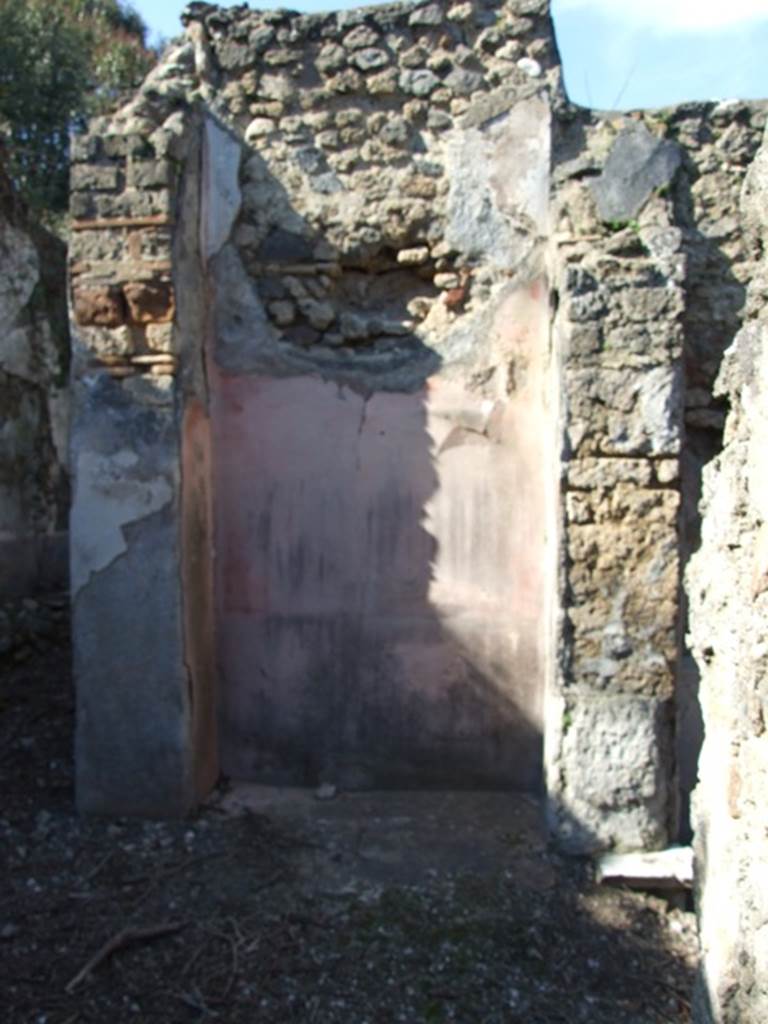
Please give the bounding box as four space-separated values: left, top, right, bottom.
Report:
0 0 155 213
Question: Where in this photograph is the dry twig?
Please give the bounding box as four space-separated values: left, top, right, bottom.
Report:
65 921 186 992
83 850 114 884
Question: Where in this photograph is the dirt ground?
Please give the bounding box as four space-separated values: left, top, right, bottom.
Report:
2 593 698 1024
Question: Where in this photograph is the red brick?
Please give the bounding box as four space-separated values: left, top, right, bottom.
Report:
72 285 126 327
123 280 175 324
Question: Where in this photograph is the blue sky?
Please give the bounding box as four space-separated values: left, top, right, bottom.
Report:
131 0 768 111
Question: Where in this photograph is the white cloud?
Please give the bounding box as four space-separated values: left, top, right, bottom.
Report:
555 0 768 32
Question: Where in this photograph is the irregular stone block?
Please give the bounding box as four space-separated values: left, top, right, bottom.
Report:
350 47 390 72
427 109 452 130
566 457 654 490
399 69 440 97
316 42 346 73
409 3 443 26
257 73 296 102
70 164 120 192
77 324 135 357
70 134 102 162
566 364 682 457
257 228 314 263
401 45 428 70
298 298 335 330
328 69 363 93
127 159 175 189
267 299 296 326
245 117 275 141
447 3 472 22
549 695 672 853
397 246 430 266
342 25 379 49
591 123 682 223
565 485 679 700
215 39 252 71
263 48 297 68
444 67 484 96
146 322 174 352
517 57 542 78
367 67 399 94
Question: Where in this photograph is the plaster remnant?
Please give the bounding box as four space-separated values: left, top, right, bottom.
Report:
444 96 549 267
202 118 243 262
71 449 173 596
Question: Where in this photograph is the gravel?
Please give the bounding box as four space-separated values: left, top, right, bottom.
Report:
1 593 698 1023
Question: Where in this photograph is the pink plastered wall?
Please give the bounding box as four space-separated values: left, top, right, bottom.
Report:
209 281 555 789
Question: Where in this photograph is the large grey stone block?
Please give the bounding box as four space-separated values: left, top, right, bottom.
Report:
591 123 681 223
548 694 672 854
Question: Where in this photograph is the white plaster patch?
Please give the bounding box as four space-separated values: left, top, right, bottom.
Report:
444 95 550 266
490 95 551 232
635 364 681 455
71 449 174 595
201 117 243 263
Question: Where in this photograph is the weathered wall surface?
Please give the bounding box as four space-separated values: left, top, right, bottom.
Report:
66 0 566 806
0 166 69 600
68 95 218 815
64 0 767 887
546 111 685 852
667 100 767 836
214 299 553 789
544 100 766 853
687 125 768 1024
188 0 561 786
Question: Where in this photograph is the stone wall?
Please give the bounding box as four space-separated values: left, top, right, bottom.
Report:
196 1 560 788
68 0 564 806
668 100 766 836
0 164 69 601
543 100 767 853
545 109 685 852
687 124 768 1023
64 0 766 877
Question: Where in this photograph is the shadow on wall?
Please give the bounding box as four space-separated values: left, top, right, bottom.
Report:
205 137 551 793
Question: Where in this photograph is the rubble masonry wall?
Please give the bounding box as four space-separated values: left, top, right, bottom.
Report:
64 0 766 902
